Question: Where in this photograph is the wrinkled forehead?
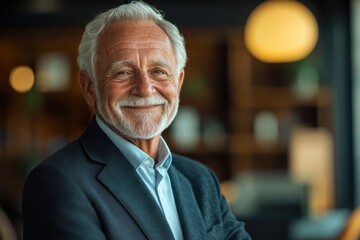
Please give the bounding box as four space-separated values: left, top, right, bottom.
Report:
98 20 172 50
95 20 177 74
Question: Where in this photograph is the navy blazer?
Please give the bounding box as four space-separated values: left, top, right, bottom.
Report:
22 118 251 240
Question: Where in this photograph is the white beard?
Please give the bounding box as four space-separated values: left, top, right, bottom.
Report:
96 93 179 139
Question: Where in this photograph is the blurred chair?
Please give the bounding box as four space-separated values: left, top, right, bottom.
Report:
0 207 17 240
224 171 306 240
337 207 360 240
289 209 348 240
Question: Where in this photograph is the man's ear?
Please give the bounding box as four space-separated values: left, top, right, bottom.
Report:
79 71 96 108
177 69 185 92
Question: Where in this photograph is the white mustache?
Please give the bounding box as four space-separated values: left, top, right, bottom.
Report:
117 95 168 107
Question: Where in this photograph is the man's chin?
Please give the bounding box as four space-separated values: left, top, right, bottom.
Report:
109 120 163 140
97 110 169 139
120 129 161 140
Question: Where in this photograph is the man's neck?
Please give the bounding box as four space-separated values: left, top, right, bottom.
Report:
124 136 160 161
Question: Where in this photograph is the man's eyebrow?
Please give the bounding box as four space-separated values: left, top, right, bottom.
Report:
110 60 133 69
109 59 174 71
149 60 172 68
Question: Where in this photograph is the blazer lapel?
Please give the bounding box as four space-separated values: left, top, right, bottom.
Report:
169 165 206 240
97 160 174 240
80 118 174 240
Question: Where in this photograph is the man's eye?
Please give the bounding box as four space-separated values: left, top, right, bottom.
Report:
115 70 130 76
107 70 133 82
152 69 168 75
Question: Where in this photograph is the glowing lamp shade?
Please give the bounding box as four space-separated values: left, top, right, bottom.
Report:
244 1 319 63
9 66 35 93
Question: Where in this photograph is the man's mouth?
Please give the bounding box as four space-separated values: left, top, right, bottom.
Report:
122 104 163 111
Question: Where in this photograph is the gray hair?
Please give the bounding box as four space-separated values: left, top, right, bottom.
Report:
77 1 187 81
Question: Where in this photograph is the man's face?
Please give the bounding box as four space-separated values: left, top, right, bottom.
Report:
93 20 184 139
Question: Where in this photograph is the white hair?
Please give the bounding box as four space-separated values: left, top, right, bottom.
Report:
77 1 187 81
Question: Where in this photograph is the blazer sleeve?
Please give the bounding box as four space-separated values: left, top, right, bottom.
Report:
22 164 106 240
209 169 252 240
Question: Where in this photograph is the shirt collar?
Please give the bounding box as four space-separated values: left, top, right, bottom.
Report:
95 116 172 170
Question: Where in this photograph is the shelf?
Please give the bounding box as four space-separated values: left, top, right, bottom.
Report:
228 134 287 155
232 86 331 109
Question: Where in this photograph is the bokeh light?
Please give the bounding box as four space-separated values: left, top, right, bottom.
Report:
9 66 35 93
245 0 319 63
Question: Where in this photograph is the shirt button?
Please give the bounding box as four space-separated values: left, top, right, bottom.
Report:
143 159 152 167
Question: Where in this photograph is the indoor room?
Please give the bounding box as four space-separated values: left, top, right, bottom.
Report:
0 0 359 239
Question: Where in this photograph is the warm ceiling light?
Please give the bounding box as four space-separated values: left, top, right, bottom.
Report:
244 0 319 63
9 66 35 93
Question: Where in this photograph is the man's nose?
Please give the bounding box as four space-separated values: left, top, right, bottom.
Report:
130 72 155 97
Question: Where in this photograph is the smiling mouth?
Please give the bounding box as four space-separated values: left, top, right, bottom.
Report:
122 104 163 111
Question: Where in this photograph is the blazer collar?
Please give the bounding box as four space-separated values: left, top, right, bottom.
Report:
80 117 174 240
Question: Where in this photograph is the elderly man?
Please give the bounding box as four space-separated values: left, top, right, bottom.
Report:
22 1 251 239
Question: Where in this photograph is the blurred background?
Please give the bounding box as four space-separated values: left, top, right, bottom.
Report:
0 0 359 239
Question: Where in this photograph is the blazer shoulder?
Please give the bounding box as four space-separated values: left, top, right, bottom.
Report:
172 153 210 172
29 139 88 176
44 139 83 161
171 153 218 183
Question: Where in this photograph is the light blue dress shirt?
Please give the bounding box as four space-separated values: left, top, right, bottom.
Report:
96 117 183 240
